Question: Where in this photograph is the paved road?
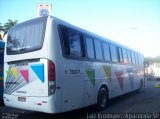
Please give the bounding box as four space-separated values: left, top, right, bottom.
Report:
0 79 160 119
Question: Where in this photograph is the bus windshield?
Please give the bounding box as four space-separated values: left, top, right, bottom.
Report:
7 17 46 55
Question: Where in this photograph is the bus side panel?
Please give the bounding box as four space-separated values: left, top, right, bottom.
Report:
84 61 97 106
106 63 127 98
61 60 84 112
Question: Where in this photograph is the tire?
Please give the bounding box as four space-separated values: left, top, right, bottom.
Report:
97 87 108 110
138 79 143 92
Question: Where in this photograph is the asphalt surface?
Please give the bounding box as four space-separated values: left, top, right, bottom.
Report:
0 79 160 119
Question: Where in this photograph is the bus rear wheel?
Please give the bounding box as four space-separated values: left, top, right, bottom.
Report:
97 87 108 110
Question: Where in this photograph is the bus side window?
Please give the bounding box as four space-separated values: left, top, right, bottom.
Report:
127 50 132 64
61 28 83 58
102 43 111 61
85 37 95 59
131 52 135 64
80 35 86 57
94 39 103 60
68 30 81 57
61 28 70 55
136 53 139 65
118 47 123 63
141 55 144 66
122 48 128 64
134 53 137 65
110 44 118 62
139 54 142 66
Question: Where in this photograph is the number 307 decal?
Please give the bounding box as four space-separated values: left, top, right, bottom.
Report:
70 70 80 74
65 69 83 75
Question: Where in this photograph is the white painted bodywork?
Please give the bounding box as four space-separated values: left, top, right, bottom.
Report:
4 16 144 113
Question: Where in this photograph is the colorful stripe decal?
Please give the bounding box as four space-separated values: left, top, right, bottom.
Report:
86 69 95 86
103 66 112 83
115 71 124 91
11 68 18 79
20 69 29 83
31 64 44 83
6 70 10 78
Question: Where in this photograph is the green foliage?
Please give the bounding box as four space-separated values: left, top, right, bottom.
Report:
3 19 18 37
145 56 160 64
0 23 3 31
155 82 160 88
0 19 18 37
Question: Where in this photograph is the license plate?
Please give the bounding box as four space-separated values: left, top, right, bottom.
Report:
18 97 26 102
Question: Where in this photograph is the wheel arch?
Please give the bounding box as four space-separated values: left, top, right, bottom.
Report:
97 82 110 101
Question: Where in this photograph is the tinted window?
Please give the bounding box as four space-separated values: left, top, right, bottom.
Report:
131 52 135 64
61 28 70 55
127 50 132 64
103 43 111 61
139 54 143 66
134 53 138 65
80 35 86 57
110 44 118 62
86 37 95 59
141 55 144 66
94 39 103 60
68 30 81 57
118 47 123 62
136 53 139 65
122 49 128 64
7 17 46 55
61 28 83 57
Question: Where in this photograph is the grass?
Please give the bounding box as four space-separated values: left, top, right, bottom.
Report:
155 82 160 88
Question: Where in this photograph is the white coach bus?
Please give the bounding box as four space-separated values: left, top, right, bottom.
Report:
4 16 144 113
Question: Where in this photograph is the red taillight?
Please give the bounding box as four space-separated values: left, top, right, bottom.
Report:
48 60 56 95
48 60 55 81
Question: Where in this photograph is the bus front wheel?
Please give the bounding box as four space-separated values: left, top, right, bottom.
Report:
139 79 143 91
138 79 143 92
97 87 109 110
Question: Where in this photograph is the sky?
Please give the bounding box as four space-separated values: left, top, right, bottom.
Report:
0 0 160 57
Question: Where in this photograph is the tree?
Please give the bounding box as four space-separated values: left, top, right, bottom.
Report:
3 19 18 37
0 23 3 31
145 56 160 65
0 23 4 40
